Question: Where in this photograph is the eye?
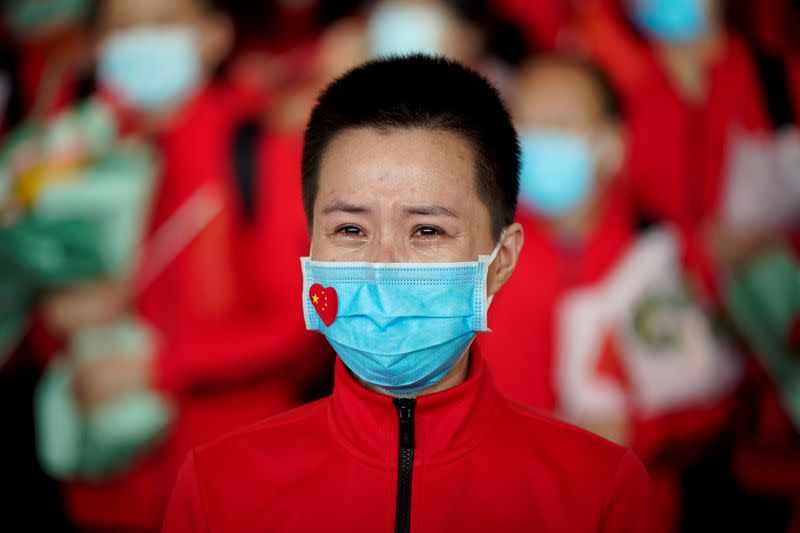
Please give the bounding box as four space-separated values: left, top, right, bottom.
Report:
413 225 445 238
334 224 365 237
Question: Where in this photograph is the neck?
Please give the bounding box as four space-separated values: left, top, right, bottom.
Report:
546 192 603 244
655 26 725 103
130 84 207 137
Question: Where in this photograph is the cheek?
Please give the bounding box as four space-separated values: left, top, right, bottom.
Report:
309 227 346 261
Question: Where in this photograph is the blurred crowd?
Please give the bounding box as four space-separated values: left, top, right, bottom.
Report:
0 0 799 532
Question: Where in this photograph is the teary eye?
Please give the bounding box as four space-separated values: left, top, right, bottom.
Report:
335 225 365 236
413 225 444 237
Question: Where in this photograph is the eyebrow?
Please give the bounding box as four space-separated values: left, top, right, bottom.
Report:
320 201 459 219
404 205 459 218
321 200 372 216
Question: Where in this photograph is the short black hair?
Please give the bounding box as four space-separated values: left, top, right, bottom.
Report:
301 54 520 239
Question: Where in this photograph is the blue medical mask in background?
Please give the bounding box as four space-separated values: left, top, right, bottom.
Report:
628 0 709 44
301 238 502 397
518 130 595 217
366 3 448 57
98 27 202 112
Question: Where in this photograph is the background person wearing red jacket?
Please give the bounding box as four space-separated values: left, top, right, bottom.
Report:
579 0 800 258
37 0 333 531
477 54 744 530
162 54 664 533
575 1 800 528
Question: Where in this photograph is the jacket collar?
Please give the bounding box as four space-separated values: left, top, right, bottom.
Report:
327 344 499 469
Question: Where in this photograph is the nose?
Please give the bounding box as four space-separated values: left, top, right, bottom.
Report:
370 236 403 263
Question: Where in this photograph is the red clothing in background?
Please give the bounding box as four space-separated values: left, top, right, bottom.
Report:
163 348 664 533
493 0 572 50
479 191 634 413
493 0 621 52
478 190 738 528
621 34 793 226
64 86 332 532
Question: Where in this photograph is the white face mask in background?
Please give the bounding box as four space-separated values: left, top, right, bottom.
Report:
366 3 449 58
98 26 202 112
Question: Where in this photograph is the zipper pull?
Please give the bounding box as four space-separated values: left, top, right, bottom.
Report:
393 398 416 449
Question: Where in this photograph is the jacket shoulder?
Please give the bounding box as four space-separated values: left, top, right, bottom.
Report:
493 396 662 529
193 397 330 466
496 395 630 471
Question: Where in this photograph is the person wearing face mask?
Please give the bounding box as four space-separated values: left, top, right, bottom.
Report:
34 1 333 531
365 0 479 63
477 55 746 531
580 0 800 255
577 2 800 527
364 0 526 86
161 54 664 533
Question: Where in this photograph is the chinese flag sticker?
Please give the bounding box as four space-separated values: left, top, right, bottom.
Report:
310 284 338 327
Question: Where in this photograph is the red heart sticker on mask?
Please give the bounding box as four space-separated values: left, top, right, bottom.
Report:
309 284 338 327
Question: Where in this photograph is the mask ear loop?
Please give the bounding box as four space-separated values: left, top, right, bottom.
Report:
301 241 316 330
478 229 506 331
487 229 506 266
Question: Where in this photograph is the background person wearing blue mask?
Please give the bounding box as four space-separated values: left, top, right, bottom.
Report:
33 0 332 531
580 4 800 528
478 54 744 531
478 53 630 435
163 54 664 533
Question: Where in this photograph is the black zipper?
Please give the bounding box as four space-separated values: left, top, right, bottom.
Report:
393 397 416 533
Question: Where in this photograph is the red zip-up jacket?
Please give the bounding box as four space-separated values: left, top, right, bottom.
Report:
64 86 333 532
162 347 664 532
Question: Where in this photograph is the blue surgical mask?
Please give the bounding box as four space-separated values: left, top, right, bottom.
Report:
518 130 594 217
367 3 448 57
628 0 708 44
98 27 202 112
301 240 502 396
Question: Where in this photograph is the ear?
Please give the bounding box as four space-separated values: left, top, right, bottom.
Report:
198 12 233 71
487 222 524 297
595 123 625 182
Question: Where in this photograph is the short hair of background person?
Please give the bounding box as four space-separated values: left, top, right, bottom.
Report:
301 53 520 240
510 54 627 234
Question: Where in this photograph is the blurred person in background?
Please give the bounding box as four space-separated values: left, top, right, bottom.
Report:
32 0 332 531
363 0 526 87
0 0 95 136
260 0 528 134
477 54 745 531
578 0 800 253
578 0 800 529
0 3 99 531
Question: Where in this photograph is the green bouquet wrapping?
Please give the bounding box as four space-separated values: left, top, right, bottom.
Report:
35 319 175 480
0 99 157 365
725 247 800 431
0 99 175 480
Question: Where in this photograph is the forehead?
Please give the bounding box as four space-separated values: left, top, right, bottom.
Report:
100 0 204 26
317 126 479 206
512 61 603 126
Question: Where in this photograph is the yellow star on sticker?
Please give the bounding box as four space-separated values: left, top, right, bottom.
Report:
312 294 319 304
